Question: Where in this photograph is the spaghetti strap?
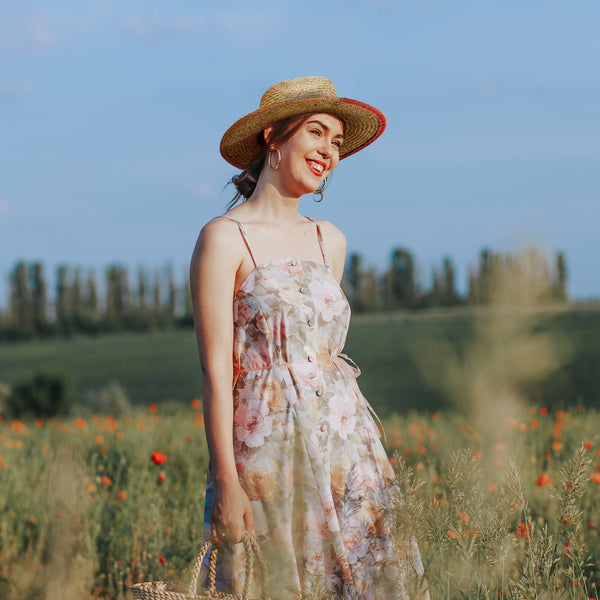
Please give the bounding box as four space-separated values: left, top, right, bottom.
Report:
304 216 329 267
217 215 257 267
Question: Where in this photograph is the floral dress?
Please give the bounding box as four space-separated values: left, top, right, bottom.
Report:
202 216 426 599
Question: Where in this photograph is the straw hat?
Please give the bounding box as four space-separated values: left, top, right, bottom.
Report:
220 76 386 170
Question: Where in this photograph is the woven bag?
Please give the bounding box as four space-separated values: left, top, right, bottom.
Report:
130 532 270 600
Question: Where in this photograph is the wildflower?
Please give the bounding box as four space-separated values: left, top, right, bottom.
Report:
447 529 457 540
539 407 548 416
431 411 440 420
136 421 146 431
515 522 532 539
73 418 86 428
487 483 498 492
94 435 104 444
101 475 112 487
118 490 128 501
551 441 563 452
158 471 166 483
148 404 158 414
473 451 482 462
34 419 44 428
536 472 553 487
389 457 396 467
590 472 600 484
517 422 527 433
0 455 8 469
459 512 470 524
105 416 119 432
158 555 167 564
11 420 27 434
190 398 202 410
195 413 205 427
530 419 539 429
417 444 426 454
151 451 167 465
116 431 124 440
583 441 593 450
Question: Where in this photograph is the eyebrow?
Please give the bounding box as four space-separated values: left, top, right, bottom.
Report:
306 119 344 139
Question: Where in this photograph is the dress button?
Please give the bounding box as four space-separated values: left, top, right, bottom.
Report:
315 389 323 397
307 319 314 327
299 286 308 294
320 424 327 432
307 355 314 362
290 259 298 266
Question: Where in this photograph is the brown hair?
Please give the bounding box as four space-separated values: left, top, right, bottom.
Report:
227 114 309 209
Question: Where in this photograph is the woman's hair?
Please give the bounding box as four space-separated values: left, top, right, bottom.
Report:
227 114 308 209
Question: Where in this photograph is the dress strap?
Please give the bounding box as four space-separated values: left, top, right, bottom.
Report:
217 215 257 267
304 216 329 267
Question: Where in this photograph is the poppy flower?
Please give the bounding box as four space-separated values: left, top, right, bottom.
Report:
148 404 159 414
158 471 166 482
151 451 167 465
447 529 457 540
536 472 553 487
190 399 202 410
590 472 600 484
158 555 167 564
118 490 128 501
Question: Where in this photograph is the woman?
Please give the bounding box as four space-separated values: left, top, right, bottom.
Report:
190 77 426 599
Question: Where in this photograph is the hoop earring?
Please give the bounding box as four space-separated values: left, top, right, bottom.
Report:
268 148 281 170
313 177 328 202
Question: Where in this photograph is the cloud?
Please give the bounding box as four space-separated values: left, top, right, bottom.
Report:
184 181 220 201
113 9 280 41
0 9 59 51
471 74 493 97
0 82 40 98
0 196 13 217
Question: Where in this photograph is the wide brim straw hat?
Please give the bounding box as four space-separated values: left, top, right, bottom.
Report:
220 76 386 170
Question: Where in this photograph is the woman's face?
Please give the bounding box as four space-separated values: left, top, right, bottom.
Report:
267 113 344 197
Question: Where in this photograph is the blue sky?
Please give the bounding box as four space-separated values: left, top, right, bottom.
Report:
1 1 599 301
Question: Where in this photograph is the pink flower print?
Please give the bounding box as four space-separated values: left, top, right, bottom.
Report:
308 279 346 322
294 360 325 389
278 283 303 306
329 394 357 440
234 399 273 448
306 509 329 539
343 517 369 564
350 463 379 494
371 543 387 563
243 340 271 371
233 299 253 325
275 258 303 275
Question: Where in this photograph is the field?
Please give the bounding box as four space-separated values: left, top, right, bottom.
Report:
1 404 600 599
1 305 599 416
1 304 600 598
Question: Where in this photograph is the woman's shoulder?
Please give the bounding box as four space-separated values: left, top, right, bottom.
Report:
314 219 347 251
192 215 244 262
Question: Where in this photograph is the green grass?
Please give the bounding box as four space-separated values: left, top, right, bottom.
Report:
1 306 599 415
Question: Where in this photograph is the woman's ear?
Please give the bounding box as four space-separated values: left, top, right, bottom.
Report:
263 125 274 147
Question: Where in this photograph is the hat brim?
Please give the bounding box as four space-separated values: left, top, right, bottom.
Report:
220 96 386 170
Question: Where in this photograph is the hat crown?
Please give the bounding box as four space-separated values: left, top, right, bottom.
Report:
260 76 338 109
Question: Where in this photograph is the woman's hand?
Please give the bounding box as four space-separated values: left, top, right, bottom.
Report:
211 475 255 545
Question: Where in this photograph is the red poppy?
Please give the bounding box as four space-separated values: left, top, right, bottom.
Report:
158 555 167 564
536 472 553 487
151 451 167 465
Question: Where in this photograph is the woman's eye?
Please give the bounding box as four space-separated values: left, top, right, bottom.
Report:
311 129 321 136
333 140 342 148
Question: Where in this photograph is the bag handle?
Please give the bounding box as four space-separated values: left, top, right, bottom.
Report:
186 532 270 600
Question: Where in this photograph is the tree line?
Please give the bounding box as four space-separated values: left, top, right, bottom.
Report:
0 247 567 340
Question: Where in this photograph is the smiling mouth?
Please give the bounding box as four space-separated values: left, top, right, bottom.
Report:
306 159 326 176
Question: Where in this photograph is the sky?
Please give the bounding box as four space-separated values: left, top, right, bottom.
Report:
1 0 599 302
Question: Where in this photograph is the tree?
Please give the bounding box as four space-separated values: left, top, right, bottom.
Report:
10 261 33 330
554 251 568 301
385 247 416 308
346 253 365 312
30 262 47 330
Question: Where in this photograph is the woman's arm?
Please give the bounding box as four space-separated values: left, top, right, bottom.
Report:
189 218 254 544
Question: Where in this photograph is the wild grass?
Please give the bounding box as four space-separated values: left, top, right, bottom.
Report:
1 405 600 599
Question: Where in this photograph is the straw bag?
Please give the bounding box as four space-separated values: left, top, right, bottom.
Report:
130 532 270 600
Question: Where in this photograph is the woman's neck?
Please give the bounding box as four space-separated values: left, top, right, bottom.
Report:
243 179 304 225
